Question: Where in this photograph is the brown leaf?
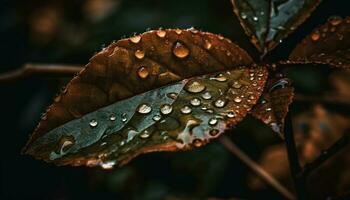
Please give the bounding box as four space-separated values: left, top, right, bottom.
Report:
231 0 321 53
23 29 269 168
288 16 350 69
250 76 294 136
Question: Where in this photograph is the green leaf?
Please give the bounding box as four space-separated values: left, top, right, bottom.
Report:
231 0 321 53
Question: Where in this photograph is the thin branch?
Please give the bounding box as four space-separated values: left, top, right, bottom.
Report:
302 131 349 176
219 136 296 200
284 110 307 200
0 63 83 82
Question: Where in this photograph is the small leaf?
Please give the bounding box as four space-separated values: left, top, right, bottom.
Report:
23 29 269 168
250 76 294 136
288 16 350 69
231 0 321 53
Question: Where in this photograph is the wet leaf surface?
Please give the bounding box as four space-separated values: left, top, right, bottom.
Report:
289 16 350 69
250 75 294 136
231 0 321 53
23 29 269 168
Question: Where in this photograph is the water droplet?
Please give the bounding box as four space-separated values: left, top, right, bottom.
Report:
137 103 152 114
175 29 182 34
210 74 227 82
193 139 203 147
249 95 256 100
328 16 342 26
204 40 212 50
130 35 141 43
201 91 212 100
209 129 219 136
152 114 161 121
241 12 247 19
121 113 127 122
206 109 214 114
101 161 116 169
89 119 98 128
135 50 145 59
227 112 236 118
234 97 242 103
137 66 149 79
57 136 75 154
185 80 206 93
311 31 320 41
266 107 272 112
214 99 226 108
156 29 166 38
167 92 178 99
140 130 151 139
252 16 258 21
180 105 192 114
109 114 116 121
232 81 242 89
190 98 201 106
208 118 218 126
120 140 125 146
173 42 190 58
160 104 173 115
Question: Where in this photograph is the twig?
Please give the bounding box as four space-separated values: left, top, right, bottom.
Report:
302 130 349 176
284 110 307 200
219 136 296 200
0 63 83 82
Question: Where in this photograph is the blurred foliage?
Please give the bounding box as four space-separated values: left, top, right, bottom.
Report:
1 0 349 199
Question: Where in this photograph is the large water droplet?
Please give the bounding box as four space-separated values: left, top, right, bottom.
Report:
89 119 98 128
190 98 201 106
185 80 206 93
173 42 190 58
180 105 192 114
137 103 152 114
252 16 258 21
201 91 212 100
160 104 173 115
214 99 226 108
135 50 145 59
156 29 166 38
137 66 149 79
208 118 218 126
130 35 141 43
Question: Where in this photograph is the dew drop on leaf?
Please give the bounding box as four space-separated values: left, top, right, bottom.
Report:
121 113 127 122
173 42 190 58
140 130 151 139
134 50 145 59
160 104 173 115
201 91 212 99
156 29 166 38
137 66 149 79
214 99 226 108
193 139 203 147
109 114 116 121
152 114 161 121
208 118 218 126
234 97 242 103
227 111 236 118
129 35 141 44
180 105 192 114
209 129 219 136
137 103 152 114
89 119 98 128
204 40 212 50
190 98 201 106
185 80 206 93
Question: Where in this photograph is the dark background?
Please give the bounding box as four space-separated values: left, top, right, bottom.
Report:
1 0 349 199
